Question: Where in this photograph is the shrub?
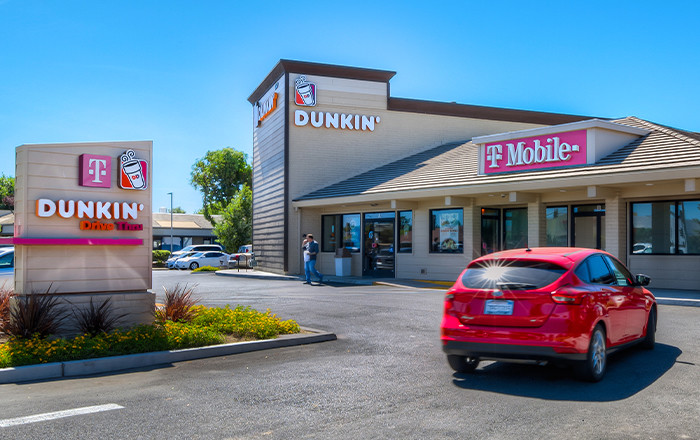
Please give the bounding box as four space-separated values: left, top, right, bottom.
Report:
0 283 14 332
4 290 67 339
191 305 301 340
152 250 171 264
0 323 225 368
192 265 219 272
71 297 128 337
155 284 198 323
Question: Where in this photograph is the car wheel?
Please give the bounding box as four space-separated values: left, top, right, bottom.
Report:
447 355 480 373
641 307 656 350
189 262 199 270
576 325 607 382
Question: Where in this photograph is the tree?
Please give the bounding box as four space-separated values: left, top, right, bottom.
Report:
0 174 14 210
213 184 252 252
171 206 186 214
190 148 252 224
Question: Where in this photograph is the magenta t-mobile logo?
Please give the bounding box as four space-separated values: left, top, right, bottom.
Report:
79 154 112 188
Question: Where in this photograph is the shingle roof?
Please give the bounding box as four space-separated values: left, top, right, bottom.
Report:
296 117 700 201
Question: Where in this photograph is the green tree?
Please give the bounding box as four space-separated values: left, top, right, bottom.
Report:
213 184 252 252
0 174 14 210
171 206 186 214
190 148 252 224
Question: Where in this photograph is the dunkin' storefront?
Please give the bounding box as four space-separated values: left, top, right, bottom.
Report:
249 60 700 289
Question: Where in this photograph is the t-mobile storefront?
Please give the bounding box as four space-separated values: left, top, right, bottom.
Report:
249 60 700 289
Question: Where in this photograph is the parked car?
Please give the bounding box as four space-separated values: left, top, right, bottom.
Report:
224 244 254 268
169 244 223 260
165 251 197 269
175 251 228 270
0 248 14 276
441 247 656 382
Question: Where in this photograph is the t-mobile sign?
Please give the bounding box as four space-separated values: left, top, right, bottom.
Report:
483 129 587 174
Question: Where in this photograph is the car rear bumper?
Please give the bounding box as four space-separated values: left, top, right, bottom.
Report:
442 340 587 362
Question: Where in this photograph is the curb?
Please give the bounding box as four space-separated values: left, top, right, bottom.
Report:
0 327 336 384
215 271 300 281
656 298 700 308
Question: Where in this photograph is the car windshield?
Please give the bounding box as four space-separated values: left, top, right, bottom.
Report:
461 259 567 290
190 252 204 258
0 251 13 268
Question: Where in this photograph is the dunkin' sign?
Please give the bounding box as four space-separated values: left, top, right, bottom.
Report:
483 129 587 174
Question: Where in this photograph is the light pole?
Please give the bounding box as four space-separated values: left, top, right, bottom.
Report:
167 192 173 253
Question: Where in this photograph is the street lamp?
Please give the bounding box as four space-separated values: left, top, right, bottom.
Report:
167 192 173 253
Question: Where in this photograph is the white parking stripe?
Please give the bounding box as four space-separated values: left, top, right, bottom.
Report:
0 404 124 428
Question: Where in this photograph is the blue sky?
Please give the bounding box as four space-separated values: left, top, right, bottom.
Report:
1 1 698 213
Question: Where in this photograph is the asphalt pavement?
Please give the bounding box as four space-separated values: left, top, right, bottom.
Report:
0 271 698 439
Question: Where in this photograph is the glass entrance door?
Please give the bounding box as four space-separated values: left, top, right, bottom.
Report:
363 212 395 278
572 205 605 249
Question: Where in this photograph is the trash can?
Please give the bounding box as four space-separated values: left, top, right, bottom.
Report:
334 247 352 277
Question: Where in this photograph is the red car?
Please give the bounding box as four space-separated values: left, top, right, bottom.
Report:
441 247 657 381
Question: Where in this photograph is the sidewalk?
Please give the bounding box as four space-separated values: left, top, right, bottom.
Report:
215 269 700 307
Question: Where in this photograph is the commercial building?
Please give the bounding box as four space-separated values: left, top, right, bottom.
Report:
248 60 700 289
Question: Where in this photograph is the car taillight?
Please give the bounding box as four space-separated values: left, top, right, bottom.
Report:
551 286 587 305
444 291 455 312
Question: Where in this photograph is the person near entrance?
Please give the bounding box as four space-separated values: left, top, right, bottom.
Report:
302 233 323 284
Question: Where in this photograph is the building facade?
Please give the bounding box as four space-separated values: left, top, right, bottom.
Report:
249 60 700 289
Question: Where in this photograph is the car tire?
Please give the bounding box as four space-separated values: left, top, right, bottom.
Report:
640 307 656 350
576 324 607 382
189 262 199 270
447 355 480 373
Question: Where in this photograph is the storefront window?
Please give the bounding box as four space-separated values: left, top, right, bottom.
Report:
398 211 412 253
481 208 499 255
631 202 675 254
322 215 339 252
322 213 361 253
546 207 568 247
680 201 700 254
430 208 463 253
503 208 528 250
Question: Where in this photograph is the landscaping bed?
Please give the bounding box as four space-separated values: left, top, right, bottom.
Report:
0 284 300 368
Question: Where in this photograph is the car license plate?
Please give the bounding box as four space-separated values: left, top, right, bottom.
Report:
484 300 514 315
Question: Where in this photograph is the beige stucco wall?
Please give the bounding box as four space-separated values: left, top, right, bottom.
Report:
14 141 153 297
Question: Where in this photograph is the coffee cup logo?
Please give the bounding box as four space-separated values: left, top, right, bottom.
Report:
119 149 148 190
295 76 316 107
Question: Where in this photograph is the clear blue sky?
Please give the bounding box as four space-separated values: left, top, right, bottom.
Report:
1 1 698 213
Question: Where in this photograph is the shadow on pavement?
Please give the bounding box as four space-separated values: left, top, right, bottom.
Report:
451 343 682 401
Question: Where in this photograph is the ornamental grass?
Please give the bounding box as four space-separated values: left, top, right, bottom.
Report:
0 304 300 368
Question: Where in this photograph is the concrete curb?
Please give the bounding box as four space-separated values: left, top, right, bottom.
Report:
215 270 300 281
0 327 336 384
656 298 700 308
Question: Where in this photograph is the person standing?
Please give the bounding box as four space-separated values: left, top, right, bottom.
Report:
302 233 323 284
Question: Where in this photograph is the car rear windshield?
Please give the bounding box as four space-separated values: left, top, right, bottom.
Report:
461 259 567 290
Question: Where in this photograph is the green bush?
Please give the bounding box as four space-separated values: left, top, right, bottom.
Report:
0 304 300 368
152 250 171 264
191 265 219 272
191 305 301 340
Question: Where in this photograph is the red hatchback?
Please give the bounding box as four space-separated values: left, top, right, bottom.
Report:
441 247 657 381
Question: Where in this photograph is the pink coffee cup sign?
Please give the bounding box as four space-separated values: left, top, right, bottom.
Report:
483 129 587 174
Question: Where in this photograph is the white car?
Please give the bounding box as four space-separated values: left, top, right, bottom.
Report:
165 251 197 269
175 251 228 270
0 248 14 276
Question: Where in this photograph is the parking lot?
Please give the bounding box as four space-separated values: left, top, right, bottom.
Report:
0 271 699 439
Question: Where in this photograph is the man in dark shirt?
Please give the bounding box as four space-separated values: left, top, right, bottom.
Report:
302 233 323 284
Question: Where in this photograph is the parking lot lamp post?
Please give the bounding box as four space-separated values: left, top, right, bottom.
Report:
167 192 173 253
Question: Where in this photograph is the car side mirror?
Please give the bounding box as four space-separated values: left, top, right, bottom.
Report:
635 274 651 286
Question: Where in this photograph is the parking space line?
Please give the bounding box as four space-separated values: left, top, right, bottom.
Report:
0 404 124 428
